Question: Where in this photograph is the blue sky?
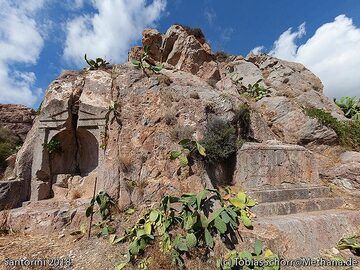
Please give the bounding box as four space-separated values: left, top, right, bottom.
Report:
0 0 359 108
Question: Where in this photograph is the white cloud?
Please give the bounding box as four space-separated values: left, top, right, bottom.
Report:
269 23 306 61
0 0 45 106
251 46 264 55
264 15 360 98
63 0 167 67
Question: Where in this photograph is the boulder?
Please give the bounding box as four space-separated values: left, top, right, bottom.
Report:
255 96 338 144
0 180 25 210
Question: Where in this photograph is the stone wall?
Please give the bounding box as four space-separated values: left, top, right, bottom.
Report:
235 141 320 189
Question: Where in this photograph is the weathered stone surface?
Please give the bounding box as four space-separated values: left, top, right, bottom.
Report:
249 110 278 142
253 197 344 216
142 28 163 62
313 147 360 190
2 154 16 180
136 24 221 84
255 96 338 144
239 209 360 260
234 141 319 189
324 163 360 190
0 180 25 210
5 200 87 235
341 151 360 164
248 186 331 203
0 104 36 141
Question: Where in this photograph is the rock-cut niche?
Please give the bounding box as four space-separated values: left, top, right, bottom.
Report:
50 127 99 177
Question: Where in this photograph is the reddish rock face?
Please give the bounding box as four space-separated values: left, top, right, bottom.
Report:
0 25 359 263
0 104 36 142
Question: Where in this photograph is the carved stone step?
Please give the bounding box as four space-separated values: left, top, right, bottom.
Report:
239 209 360 260
248 186 331 203
253 197 344 217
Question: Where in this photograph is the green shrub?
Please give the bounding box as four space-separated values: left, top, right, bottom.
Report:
305 108 360 149
86 191 116 237
45 139 62 154
0 143 13 171
334 96 360 120
0 128 20 172
201 118 238 164
0 127 19 146
235 104 251 139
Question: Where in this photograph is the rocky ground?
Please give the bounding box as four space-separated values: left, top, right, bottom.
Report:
0 232 125 270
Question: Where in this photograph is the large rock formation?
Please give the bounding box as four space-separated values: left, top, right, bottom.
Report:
0 104 36 142
1 25 359 263
0 104 35 182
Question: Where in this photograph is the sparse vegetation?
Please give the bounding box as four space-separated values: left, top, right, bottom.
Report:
113 188 257 269
334 96 360 120
0 127 20 173
201 118 238 164
230 76 270 101
86 191 116 237
243 79 270 101
235 104 252 140
305 107 360 149
45 138 62 154
101 101 122 150
217 239 280 270
337 234 360 256
36 100 43 115
84 54 110 70
132 46 163 77
170 139 206 168
175 24 205 40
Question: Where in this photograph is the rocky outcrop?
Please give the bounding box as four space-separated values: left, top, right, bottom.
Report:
2 25 357 211
0 104 36 142
0 25 359 262
129 25 220 83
